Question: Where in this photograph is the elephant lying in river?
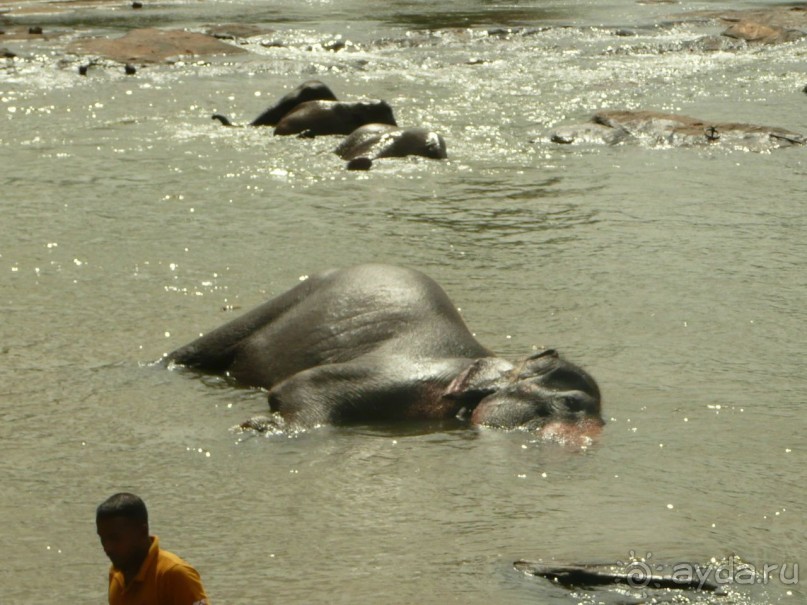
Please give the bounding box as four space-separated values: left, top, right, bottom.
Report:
211 79 397 136
212 79 337 127
334 123 448 170
273 99 397 136
165 264 603 442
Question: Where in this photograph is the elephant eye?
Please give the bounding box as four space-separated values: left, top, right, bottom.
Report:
557 392 598 416
561 395 584 412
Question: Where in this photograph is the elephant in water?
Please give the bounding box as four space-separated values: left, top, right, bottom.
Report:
212 79 338 127
210 79 396 136
165 264 603 444
272 100 397 137
334 123 448 170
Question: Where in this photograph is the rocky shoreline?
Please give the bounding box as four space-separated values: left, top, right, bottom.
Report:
3 1 807 63
3 1 806 152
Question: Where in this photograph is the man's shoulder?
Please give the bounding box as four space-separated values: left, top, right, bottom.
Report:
157 547 190 567
156 548 200 575
154 548 208 603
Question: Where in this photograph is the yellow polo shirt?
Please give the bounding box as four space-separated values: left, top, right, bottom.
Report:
107 536 209 605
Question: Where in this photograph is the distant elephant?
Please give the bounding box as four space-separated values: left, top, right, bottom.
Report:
165 264 603 443
211 79 337 127
273 100 397 136
334 123 448 170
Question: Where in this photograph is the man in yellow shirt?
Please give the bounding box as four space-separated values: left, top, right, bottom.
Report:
96 493 209 605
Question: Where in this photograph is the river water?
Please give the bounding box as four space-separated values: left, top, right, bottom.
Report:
1 0 805 603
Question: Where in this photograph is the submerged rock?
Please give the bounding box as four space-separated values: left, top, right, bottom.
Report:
515 560 726 594
203 24 274 40
0 25 61 41
681 34 748 52
550 110 805 150
550 121 632 146
68 27 247 63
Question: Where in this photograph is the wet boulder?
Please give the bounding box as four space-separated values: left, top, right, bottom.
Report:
685 4 807 46
550 110 806 150
721 20 805 44
698 4 807 30
68 27 247 64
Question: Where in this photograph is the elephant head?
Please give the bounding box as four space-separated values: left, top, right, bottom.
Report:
445 349 603 439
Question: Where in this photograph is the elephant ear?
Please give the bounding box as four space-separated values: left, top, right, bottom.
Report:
516 348 560 378
444 358 514 400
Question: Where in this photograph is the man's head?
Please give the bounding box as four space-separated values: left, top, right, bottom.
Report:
96 493 150 572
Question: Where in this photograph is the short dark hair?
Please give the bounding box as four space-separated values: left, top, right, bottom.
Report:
96 493 149 525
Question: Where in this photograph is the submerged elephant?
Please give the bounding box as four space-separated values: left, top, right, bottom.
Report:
273 100 397 136
334 123 448 170
212 79 337 127
166 264 603 442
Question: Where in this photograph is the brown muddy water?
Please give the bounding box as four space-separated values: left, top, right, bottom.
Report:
1 0 805 603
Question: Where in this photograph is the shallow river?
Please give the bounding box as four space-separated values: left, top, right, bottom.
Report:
1 0 805 603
